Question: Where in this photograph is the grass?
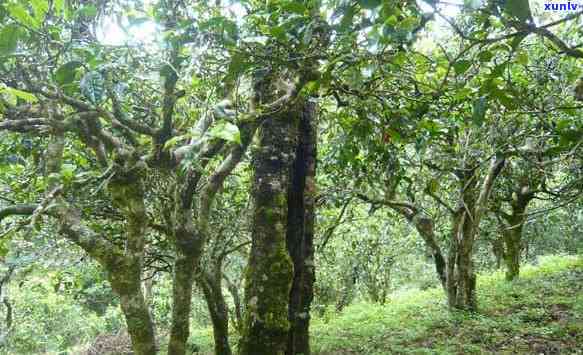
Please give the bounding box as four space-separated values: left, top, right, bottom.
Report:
310 254 583 354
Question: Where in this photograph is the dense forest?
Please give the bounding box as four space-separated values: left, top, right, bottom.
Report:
0 0 581 354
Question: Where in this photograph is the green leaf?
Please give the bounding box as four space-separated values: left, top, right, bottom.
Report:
227 52 251 79
163 134 191 150
359 0 382 9
281 2 307 14
478 50 493 62
208 121 241 144
55 61 83 85
0 25 20 56
490 63 507 78
8 3 38 29
427 178 439 194
510 33 527 50
80 71 105 104
302 23 314 46
61 163 76 182
339 5 356 31
53 0 65 16
76 4 98 18
504 0 532 23
270 26 287 41
30 0 49 24
0 85 38 103
472 96 488 126
515 51 528 65
453 60 472 75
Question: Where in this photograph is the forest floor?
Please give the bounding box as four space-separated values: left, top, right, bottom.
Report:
310 255 583 355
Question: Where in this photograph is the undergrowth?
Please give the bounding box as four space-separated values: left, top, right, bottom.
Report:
310 254 583 354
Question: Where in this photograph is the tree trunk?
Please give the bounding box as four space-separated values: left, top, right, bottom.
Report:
238 77 298 355
445 157 504 311
497 186 532 281
410 214 447 289
286 101 317 355
108 170 157 355
224 274 243 333
111 276 157 355
446 211 477 311
503 228 522 281
198 268 232 355
491 237 505 269
168 245 197 355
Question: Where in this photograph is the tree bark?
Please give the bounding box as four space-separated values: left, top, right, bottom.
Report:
499 189 531 281
286 100 317 355
445 156 505 311
238 77 298 355
107 165 157 355
167 242 198 355
224 274 243 333
503 228 522 281
198 267 232 355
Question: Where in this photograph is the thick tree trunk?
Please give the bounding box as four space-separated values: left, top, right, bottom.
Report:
111 277 157 355
46 131 156 354
238 78 298 355
108 170 157 355
286 101 317 355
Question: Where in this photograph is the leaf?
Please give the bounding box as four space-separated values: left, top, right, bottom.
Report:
227 52 251 78
8 3 38 29
302 23 314 46
80 71 105 104
472 96 488 126
0 85 37 103
55 61 83 85
61 163 76 182
510 33 527 50
339 5 356 31
281 2 307 14
163 134 191 150
427 178 439 194
76 4 98 18
515 51 528 65
53 0 65 16
0 25 20 56
30 0 49 24
504 0 532 23
478 50 493 63
270 26 287 41
208 121 241 144
359 0 382 9
453 60 472 75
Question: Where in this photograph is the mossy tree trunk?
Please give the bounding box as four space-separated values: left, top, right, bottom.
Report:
497 186 533 281
225 274 243 332
107 162 157 355
167 214 202 355
46 131 156 354
446 206 478 310
198 263 232 355
286 100 317 355
445 157 505 311
238 76 298 355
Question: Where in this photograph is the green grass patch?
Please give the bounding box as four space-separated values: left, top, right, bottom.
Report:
311 254 583 355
